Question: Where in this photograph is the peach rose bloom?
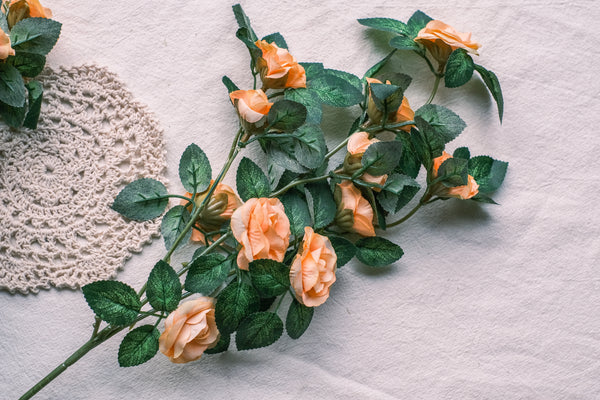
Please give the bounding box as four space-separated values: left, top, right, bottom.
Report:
0 28 15 60
431 151 479 199
229 89 273 124
159 297 220 364
181 181 242 244
365 77 415 131
415 20 480 64
7 0 52 27
290 227 337 307
230 197 291 270
336 180 375 236
346 131 387 190
254 40 306 89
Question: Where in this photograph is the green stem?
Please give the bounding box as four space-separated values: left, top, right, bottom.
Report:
270 174 330 198
267 91 284 99
19 325 123 400
176 232 231 277
324 137 350 161
387 191 432 228
425 74 441 105
363 120 415 133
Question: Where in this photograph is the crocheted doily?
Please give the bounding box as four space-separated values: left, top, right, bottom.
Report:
0 65 166 294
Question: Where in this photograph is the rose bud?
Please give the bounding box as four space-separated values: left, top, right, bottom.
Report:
181 181 242 243
230 197 291 271
0 27 15 60
365 77 415 130
229 89 273 136
159 297 220 364
254 40 306 90
414 20 480 65
334 180 375 236
7 0 52 28
289 227 337 307
430 151 479 200
343 131 387 191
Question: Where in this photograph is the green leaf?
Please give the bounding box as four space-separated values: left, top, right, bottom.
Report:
389 35 421 51
395 133 420 178
357 17 409 35
436 157 468 187
388 73 413 92
185 253 231 295
111 178 168 221
222 76 239 93
179 143 212 194
327 235 356 267
267 99 307 132
468 155 508 193
265 121 329 175
118 325 160 367
82 281 141 325
236 27 262 61
0 63 26 107
471 193 499 204
282 124 327 170
286 299 314 339
215 281 260 334
280 189 312 237
355 237 404 267
7 52 46 77
409 127 432 170
474 64 504 122
305 182 336 230
377 173 420 213
236 157 270 201
309 74 363 107
414 104 466 157
235 312 284 350
160 205 192 250
10 18 62 55
22 80 43 129
407 10 433 38
445 49 475 88
361 141 403 176
369 82 404 115
232 4 258 42
453 147 470 160
363 50 396 81
262 32 287 49
300 62 325 81
146 260 181 312
284 88 322 124
0 99 27 128
249 259 290 298
204 334 230 354
324 69 363 93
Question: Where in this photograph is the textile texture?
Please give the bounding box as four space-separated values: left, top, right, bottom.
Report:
0 65 166 294
1 0 599 399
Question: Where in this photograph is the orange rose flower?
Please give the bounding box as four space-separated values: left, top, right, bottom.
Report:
415 20 480 64
431 151 479 199
289 227 337 307
229 89 273 124
181 181 242 244
335 180 375 236
344 131 387 190
158 297 220 364
365 78 414 131
254 40 306 89
230 197 291 271
7 0 52 28
0 27 15 60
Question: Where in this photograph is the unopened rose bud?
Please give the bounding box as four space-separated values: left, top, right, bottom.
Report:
334 181 375 236
414 20 480 65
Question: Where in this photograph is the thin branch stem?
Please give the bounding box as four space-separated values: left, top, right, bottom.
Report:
270 174 330 198
425 74 441 105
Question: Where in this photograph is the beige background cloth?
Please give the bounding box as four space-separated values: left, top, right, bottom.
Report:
2 0 600 399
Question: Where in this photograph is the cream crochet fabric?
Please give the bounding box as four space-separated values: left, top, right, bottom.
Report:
0 65 166 294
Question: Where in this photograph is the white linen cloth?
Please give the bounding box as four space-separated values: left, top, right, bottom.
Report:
2 0 599 398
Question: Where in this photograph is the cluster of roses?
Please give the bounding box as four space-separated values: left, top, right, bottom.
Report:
158 19 483 364
0 0 52 59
